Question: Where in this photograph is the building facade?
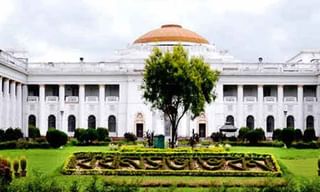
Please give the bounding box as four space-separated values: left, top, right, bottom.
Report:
1 24 320 138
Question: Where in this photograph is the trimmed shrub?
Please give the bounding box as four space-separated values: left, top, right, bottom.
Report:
0 129 5 142
272 129 282 141
96 127 109 141
74 128 86 142
28 127 41 139
124 132 137 142
83 128 98 144
294 129 303 141
303 128 317 142
238 127 251 141
4 128 23 141
281 128 295 147
210 132 226 142
46 129 68 148
245 128 265 145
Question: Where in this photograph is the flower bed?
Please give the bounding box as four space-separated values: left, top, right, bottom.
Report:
62 152 282 177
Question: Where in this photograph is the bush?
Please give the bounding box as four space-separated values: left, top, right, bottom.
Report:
245 128 265 145
294 129 303 141
303 128 317 142
96 127 109 141
238 127 251 141
124 132 137 142
46 129 68 148
4 128 23 141
272 129 282 141
0 130 5 142
210 132 226 142
281 128 295 147
28 127 41 139
83 128 98 144
74 128 86 142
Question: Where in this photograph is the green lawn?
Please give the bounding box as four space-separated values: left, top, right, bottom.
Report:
0 146 319 189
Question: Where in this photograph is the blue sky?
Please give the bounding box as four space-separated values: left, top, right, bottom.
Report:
0 0 319 62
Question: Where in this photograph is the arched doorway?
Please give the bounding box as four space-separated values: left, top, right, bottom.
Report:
266 116 274 132
48 115 56 129
28 115 36 127
198 113 207 138
246 115 254 129
226 115 234 126
135 113 144 138
306 115 314 129
286 115 295 128
108 115 116 132
68 115 76 132
88 115 96 129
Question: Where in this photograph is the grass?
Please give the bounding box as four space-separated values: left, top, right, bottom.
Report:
0 145 319 189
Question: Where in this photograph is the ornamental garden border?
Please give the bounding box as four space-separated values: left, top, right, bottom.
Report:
62 152 282 177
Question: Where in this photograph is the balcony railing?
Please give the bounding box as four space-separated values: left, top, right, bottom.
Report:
65 96 79 103
284 97 297 102
304 97 317 102
264 96 277 103
86 96 98 102
223 96 237 102
106 96 119 102
244 96 257 102
46 96 58 102
27 96 39 102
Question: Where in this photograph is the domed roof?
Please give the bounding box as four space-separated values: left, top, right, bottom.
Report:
133 24 209 44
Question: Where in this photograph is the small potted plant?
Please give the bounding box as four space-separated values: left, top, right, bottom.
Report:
13 159 20 178
20 157 27 177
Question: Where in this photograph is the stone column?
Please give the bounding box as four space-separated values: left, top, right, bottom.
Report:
0 77 2 129
237 85 244 127
22 85 28 137
16 83 22 129
79 84 85 128
99 84 105 127
277 85 284 128
59 84 65 132
39 84 46 135
3 79 9 129
298 85 304 130
257 85 264 129
10 81 16 128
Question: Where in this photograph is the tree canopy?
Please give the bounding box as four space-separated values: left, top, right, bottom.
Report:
142 45 220 147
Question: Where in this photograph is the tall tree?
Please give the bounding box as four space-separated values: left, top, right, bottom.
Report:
142 45 220 148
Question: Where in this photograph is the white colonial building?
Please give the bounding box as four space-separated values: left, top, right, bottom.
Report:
1 24 320 138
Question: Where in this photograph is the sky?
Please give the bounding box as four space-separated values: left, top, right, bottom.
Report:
0 0 319 62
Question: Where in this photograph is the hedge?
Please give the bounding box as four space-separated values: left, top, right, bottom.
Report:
62 152 282 177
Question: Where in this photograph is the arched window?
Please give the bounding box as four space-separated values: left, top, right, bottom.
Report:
266 116 274 132
48 115 56 129
28 115 36 127
246 115 254 129
306 115 314 129
287 115 295 128
88 115 96 129
226 115 234 126
68 115 76 132
108 115 116 132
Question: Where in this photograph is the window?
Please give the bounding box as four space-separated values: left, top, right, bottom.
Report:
199 123 206 138
246 115 254 129
48 115 56 129
226 115 234 125
306 116 314 129
266 116 274 132
28 115 36 127
108 115 116 132
68 115 76 132
287 116 295 128
136 123 143 138
106 85 119 97
88 115 96 129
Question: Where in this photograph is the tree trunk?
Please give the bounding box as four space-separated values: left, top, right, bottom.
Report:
171 119 176 148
